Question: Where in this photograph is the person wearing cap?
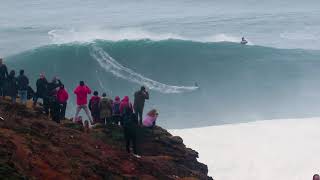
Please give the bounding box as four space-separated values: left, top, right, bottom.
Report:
134 86 149 125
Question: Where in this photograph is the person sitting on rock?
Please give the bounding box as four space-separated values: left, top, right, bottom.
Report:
143 109 159 128
73 81 93 128
120 96 139 156
89 91 101 124
112 96 121 125
99 93 113 125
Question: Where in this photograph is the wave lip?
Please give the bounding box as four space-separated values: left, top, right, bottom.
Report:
48 28 252 45
89 45 198 94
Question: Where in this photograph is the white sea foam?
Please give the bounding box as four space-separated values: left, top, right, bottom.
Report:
48 28 251 44
89 45 198 94
170 118 320 180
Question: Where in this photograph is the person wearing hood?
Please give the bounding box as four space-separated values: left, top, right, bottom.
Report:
112 96 121 125
57 84 69 120
89 91 101 124
99 93 113 124
16 69 29 105
74 81 93 127
33 73 48 110
120 96 138 155
134 86 149 125
143 109 159 128
5 70 17 103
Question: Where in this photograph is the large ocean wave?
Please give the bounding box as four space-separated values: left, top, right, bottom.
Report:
5 39 320 128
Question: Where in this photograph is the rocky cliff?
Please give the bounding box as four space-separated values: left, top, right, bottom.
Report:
0 100 212 180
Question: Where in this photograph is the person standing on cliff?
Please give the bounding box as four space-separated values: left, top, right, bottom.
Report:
5 70 18 103
73 81 93 127
33 73 49 112
0 58 8 99
16 70 29 105
134 86 149 125
57 84 69 120
120 96 139 157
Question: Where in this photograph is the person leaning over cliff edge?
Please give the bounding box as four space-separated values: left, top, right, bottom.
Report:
120 96 139 157
0 58 9 98
89 91 101 124
5 70 18 104
16 70 29 105
33 73 48 111
74 81 93 127
57 84 68 120
134 86 149 125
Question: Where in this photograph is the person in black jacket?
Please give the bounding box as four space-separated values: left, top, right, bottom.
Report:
134 86 149 125
5 70 17 103
16 70 29 105
33 73 49 113
47 77 62 117
0 58 8 98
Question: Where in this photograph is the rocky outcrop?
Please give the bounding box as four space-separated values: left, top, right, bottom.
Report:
0 100 212 180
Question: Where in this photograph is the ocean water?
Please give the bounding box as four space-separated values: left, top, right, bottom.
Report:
1 0 320 128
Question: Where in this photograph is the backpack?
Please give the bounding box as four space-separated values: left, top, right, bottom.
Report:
90 98 100 112
113 103 120 115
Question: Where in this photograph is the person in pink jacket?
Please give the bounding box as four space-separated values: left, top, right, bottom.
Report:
143 109 159 128
73 81 93 127
57 84 69 119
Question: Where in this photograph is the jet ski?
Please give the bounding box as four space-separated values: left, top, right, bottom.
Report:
241 40 248 45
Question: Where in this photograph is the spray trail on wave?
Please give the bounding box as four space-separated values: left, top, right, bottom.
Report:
89 45 198 94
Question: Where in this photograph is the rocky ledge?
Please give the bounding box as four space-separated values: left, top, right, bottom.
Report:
0 100 212 180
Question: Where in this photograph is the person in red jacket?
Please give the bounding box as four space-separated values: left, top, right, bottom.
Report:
57 84 69 120
73 81 93 127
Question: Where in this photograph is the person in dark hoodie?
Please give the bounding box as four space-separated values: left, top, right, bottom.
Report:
33 73 48 110
5 70 17 103
134 86 149 125
16 70 29 105
120 96 139 156
0 58 8 98
89 91 101 124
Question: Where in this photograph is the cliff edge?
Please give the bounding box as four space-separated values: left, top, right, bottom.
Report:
0 100 212 180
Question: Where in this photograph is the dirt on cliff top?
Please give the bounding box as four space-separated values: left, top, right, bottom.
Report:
0 100 212 180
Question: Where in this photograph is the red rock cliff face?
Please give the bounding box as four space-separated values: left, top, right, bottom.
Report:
0 101 213 180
